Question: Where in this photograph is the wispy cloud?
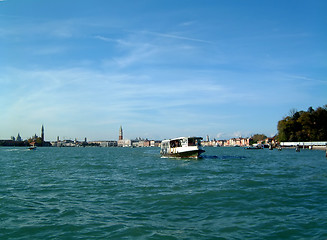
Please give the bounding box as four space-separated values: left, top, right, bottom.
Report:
94 35 117 43
97 29 213 69
179 21 196 27
2 64 319 140
285 74 327 85
141 30 213 44
1 66 247 139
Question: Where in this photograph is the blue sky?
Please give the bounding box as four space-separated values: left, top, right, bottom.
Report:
1 0 326 141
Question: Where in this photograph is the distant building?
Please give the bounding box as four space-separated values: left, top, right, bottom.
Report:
225 137 250 147
144 140 151 147
265 137 276 145
118 139 131 147
107 141 118 147
17 133 22 141
202 137 251 147
91 141 118 147
132 141 139 148
217 140 226 146
150 140 161 147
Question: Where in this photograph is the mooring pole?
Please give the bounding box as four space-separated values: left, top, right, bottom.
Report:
296 144 300 152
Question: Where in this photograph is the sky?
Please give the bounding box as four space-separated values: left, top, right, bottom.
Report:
1 0 326 141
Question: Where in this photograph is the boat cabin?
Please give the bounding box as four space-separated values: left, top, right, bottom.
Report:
160 137 204 158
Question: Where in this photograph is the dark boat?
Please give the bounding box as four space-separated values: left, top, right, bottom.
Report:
245 145 263 150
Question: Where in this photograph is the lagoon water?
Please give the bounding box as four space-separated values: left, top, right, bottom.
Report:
0 146 327 239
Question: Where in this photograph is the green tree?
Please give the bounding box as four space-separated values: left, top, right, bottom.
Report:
250 134 267 144
277 105 327 142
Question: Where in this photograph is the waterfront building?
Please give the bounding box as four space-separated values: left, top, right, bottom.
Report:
133 139 151 147
144 140 151 147
264 137 276 145
107 141 118 147
136 140 151 147
209 138 250 147
132 141 139 148
217 140 226 146
91 141 118 147
98 141 108 147
118 139 131 147
203 140 215 147
137 140 144 147
150 140 161 147
62 140 75 147
51 141 59 147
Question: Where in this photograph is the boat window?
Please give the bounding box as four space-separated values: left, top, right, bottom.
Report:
188 138 195 146
188 138 202 146
170 140 181 148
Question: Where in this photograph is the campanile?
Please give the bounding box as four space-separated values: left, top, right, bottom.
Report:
41 125 44 142
119 126 123 140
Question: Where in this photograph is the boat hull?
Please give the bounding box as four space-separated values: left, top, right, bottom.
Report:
161 149 205 159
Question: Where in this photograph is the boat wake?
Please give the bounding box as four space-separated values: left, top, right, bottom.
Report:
201 155 247 160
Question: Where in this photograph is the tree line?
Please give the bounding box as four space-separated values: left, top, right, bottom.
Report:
277 105 327 142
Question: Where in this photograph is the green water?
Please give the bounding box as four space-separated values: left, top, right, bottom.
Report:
0 147 326 239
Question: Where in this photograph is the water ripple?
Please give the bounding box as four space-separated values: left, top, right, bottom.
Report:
0 147 327 239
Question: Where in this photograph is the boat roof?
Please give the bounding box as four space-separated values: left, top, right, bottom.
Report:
162 136 203 142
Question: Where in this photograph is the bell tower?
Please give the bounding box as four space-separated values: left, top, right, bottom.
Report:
119 126 123 140
41 125 44 142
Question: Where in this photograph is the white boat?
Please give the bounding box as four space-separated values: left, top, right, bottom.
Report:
160 137 205 158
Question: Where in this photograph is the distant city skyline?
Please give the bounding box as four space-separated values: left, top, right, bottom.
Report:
1 0 326 141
